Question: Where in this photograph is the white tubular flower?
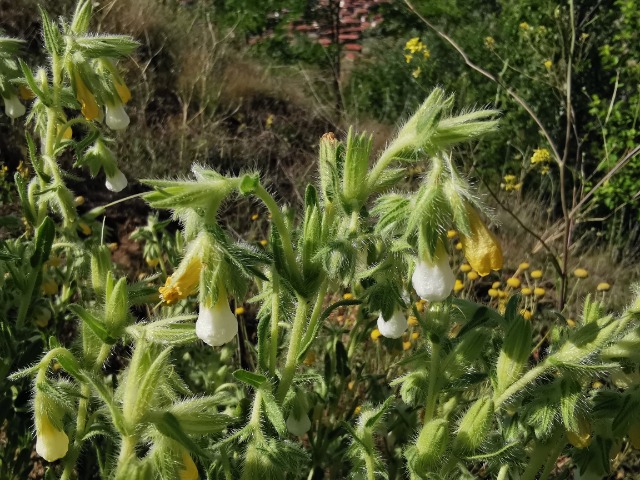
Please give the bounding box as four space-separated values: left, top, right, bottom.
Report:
105 102 130 130
105 168 128 192
286 412 311 436
35 415 69 462
3 95 26 119
377 309 408 339
411 255 455 302
196 297 238 347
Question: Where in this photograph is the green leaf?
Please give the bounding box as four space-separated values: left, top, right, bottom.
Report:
38 6 63 57
261 387 286 436
256 314 270 372
74 35 139 58
233 370 267 388
14 172 35 225
365 396 394 429
152 411 210 459
68 304 117 344
30 216 55 268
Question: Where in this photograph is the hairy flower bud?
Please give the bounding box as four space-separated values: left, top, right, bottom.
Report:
105 101 130 130
415 419 449 469
105 168 128 192
453 396 494 453
286 412 311 436
411 255 455 302
3 95 26 118
35 414 69 462
377 309 408 339
196 297 238 347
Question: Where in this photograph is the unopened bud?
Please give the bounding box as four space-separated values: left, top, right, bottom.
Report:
453 396 494 453
415 419 449 469
496 316 532 394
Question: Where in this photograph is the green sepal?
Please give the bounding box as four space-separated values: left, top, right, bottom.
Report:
261 386 286 436
70 0 92 35
238 173 260 195
69 304 118 345
30 216 55 268
38 6 64 57
14 173 36 226
233 369 267 389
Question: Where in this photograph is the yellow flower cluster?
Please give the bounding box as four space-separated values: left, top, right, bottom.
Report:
501 174 523 192
531 148 551 164
519 22 529 30
544 60 553 70
405 37 430 57
484 36 496 49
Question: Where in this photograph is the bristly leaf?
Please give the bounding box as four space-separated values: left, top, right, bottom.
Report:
74 35 139 58
38 6 64 57
233 370 267 389
69 304 117 345
261 387 286 436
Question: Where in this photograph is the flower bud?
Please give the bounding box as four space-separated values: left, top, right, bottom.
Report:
179 450 199 480
105 101 130 130
453 396 494 453
377 309 408 339
414 418 449 469
286 412 312 436
411 255 455 302
496 316 532 395
35 414 69 462
3 95 26 118
196 296 238 347
105 168 128 192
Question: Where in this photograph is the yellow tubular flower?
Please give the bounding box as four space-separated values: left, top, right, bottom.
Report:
74 72 100 121
518 262 530 270
159 256 202 305
114 79 132 104
402 341 412 351
35 415 69 462
179 451 199 480
467 271 479 281
534 287 545 297
460 263 472 273
460 207 503 276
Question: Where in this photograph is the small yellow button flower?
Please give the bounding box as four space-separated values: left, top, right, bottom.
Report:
521 287 533 296
403 341 412 351
488 289 499 298
354 405 362 415
453 279 465 292
519 22 529 30
259 239 268 246
455 242 463 251
530 270 543 279
407 315 419 327
460 263 472 273
544 59 553 70
447 230 457 239
235 306 245 315
467 271 479 281
531 148 551 165
534 287 545 297
596 282 611 292
411 332 419 340
506 277 521 288
518 262 530 270
573 268 589 279
484 36 496 48
520 309 532 320
492 281 502 289
251 213 259 221
370 328 381 341
146 258 160 268
460 207 503 276
415 300 425 313
343 292 354 300
348 380 355 390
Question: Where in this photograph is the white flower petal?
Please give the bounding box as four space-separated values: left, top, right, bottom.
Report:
105 102 130 130
196 301 238 347
4 95 26 119
36 418 69 462
105 169 128 192
286 412 311 436
377 310 408 339
411 256 455 302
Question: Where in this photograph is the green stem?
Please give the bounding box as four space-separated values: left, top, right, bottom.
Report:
364 453 377 480
539 430 567 480
496 465 509 480
269 273 280 376
249 390 265 442
424 339 441 423
299 280 329 356
114 435 138 477
254 185 300 282
276 296 309 402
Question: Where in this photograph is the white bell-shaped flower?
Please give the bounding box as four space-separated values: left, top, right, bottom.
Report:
286 412 311 436
196 298 238 347
3 95 26 119
105 168 128 192
105 102 130 130
377 309 408 339
412 255 455 302
35 415 69 462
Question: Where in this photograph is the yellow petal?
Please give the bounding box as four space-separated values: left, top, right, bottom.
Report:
74 72 100 121
179 451 199 480
114 80 132 104
460 207 503 276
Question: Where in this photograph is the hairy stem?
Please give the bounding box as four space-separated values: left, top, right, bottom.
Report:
276 296 309 402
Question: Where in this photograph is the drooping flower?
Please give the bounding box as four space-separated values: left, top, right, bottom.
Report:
286 412 312 436
159 255 202 304
114 79 132 104
377 310 408 339
411 254 456 302
105 101 130 130
3 95 26 118
74 72 100 120
459 207 503 276
105 168 128 192
195 294 238 347
178 451 199 480
35 414 69 462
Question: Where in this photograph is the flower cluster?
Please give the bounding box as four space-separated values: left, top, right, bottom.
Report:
404 37 430 79
500 174 522 192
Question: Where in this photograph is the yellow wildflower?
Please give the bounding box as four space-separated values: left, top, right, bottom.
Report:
521 287 533 296
422 48 430 59
467 271 478 281
405 37 424 54
415 300 425 313
159 256 202 305
488 289 499 298
455 242 463 251
530 270 543 279
412 67 421 78
531 148 551 165
35 414 69 462
146 258 160 268
370 328 381 341
108 242 118 251
544 59 553 70
343 292 354 300
178 451 199 480
519 22 529 30
520 309 532 320
596 282 610 292
74 71 100 121
42 279 58 296
114 79 132 104
566 318 577 327
492 281 502 289
403 341 412 351
503 174 517 183
518 262 530 270
447 230 457 239
405 54 413 63
573 268 589 279
534 287 545 297
498 290 508 298
506 277 521 288
453 279 464 292
265 113 274 128
259 239 268 246
411 332 419 340
460 207 503 276
484 36 495 48
251 213 259 221
407 316 419 327
79 222 92 236
460 263 472 273
348 380 355 390
354 405 362 415
235 306 245 315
